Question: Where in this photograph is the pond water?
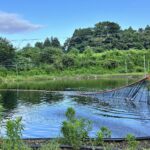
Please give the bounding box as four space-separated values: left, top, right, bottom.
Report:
0 77 150 138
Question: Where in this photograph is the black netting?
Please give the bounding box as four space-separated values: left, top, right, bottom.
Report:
83 77 150 104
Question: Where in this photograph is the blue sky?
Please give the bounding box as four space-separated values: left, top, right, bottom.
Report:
0 0 150 47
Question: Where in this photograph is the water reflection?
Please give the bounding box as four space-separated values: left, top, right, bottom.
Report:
0 91 17 110
0 91 64 110
0 77 150 138
0 77 136 91
42 92 64 104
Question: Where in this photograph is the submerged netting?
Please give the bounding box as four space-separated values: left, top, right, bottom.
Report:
83 76 150 104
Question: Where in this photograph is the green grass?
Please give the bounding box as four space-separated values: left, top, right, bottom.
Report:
0 68 146 82
0 73 144 91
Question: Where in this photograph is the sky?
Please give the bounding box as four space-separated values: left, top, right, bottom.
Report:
0 0 150 47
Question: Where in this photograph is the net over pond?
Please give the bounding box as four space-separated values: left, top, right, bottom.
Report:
82 76 150 104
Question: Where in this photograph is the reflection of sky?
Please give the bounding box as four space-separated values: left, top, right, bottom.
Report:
1 91 150 138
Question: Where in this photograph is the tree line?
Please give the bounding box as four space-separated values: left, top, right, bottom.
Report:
66 21 150 52
0 21 150 75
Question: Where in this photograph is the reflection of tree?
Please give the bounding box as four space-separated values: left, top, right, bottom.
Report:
15 91 64 105
71 96 93 105
0 91 17 110
18 91 42 104
72 95 110 107
43 92 64 104
97 79 132 90
0 91 64 113
77 78 134 91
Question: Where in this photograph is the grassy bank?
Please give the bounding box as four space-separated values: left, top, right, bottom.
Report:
0 71 148 83
0 72 146 91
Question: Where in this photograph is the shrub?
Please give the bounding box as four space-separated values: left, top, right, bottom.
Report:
95 126 111 146
40 140 60 150
6 117 23 140
135 66 144 72
65 107 75 121
2 117 31 150
83 47 94 57
61 107 92 150
62 55 75 68
125 134 139 150
102 59 119 69
96 130 104 146
100 126 111 138
0 66 8 77
43 64 56 74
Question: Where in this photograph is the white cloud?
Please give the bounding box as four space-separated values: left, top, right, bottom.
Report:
0 11 43 34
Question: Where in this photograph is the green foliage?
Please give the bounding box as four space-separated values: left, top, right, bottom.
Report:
102 59 119 69
42 64 56 74
0 47 149 76
96 130 104 145
65 107 75 121
0 38 16 67
68 48 79 56
1 142 31 150
18 47 41 64
0 66 8 76
61 107 92 150
100 127 112 138
95 126 111 146
135 66 144 72
43 38 52 48
40 140 61 150
51 37 61 48
35 42 44 49
125 134 139 150
2 117 31 150
68 21 150 51
6 117 23 140
1 21 150 75
62 54 75 68
40 47 63 64
42 37 61 48
83 47 94 57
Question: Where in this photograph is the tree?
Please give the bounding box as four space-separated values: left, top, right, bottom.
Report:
68 48 79 56
65 21 150 51
145 25 150 33
83 46 94 57
63 38 71 52
0 38 16 67
62 54 75 68
18 47 41 65
68 28 93 52
94 21 120 36
51 37 61 47
40 47 63 64
67 21 122 51
35 42 43 49
43 38 51 48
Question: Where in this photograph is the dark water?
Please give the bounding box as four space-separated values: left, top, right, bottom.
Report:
0 77 150 138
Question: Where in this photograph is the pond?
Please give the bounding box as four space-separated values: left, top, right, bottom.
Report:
0 76 150 138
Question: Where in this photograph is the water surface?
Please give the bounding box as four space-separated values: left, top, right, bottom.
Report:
0 77 150 138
